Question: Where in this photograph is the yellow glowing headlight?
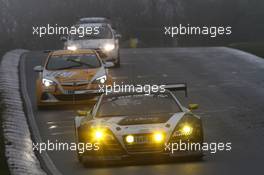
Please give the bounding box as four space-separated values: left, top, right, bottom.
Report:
125 135 134 143
93 130 104 141
181 125 193 136
153 132 164 143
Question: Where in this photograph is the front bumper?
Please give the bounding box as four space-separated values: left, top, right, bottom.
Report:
77 116 203 163
79 139 203 163
81 150 203 163
37 76 113 106
38 89 101 106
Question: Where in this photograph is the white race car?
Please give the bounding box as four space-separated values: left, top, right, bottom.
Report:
74 84 203 165
63 23 121 67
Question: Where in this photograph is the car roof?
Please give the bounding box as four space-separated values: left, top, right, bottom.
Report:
76 23 108 28
78 17 110 24
51 49 96 56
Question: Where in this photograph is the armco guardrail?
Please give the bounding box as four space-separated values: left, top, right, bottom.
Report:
0 50 46 175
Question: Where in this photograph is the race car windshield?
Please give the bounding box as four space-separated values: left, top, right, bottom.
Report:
70 25 113 40
78 18 110 24
96 93 182 118
46 54 101 70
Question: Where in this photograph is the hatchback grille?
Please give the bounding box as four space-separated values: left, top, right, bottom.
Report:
54 94 97 101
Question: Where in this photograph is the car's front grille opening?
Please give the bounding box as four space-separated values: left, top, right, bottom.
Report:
54 94 97 101
99 140 125 155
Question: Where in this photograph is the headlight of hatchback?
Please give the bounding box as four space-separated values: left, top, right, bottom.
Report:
102 43 115 52
92 75 107 84
67 45 78 51
42 78 56 87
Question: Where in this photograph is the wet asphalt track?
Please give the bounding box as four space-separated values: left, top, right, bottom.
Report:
21 47 264 175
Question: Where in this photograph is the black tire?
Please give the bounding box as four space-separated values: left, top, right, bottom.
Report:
77 150 83 163
37 105 47 110
114 53 120 68
74 122 83 163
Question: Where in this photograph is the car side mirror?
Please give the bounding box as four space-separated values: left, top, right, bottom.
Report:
60 36 67 42
104 62 114 68
33 65 43 72
77 110 91 116
188 104 199 110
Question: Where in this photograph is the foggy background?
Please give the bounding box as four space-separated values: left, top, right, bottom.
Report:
0 0 263 54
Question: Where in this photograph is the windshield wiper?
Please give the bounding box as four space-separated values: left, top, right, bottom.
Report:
55 65 82 70
66 58 97 68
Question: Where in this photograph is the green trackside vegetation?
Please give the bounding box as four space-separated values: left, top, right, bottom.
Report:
229 42 264 59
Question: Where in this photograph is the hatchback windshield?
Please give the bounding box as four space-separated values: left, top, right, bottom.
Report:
96 93 182 117
70 25 113 40
46 53 101 70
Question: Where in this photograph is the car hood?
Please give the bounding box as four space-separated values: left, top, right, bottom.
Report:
67 39 114 49
117 113 173 125
91 112 186 136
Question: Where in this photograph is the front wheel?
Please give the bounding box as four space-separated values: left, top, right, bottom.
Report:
77 150 83 163
74 122 83 162
114 53 120 68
